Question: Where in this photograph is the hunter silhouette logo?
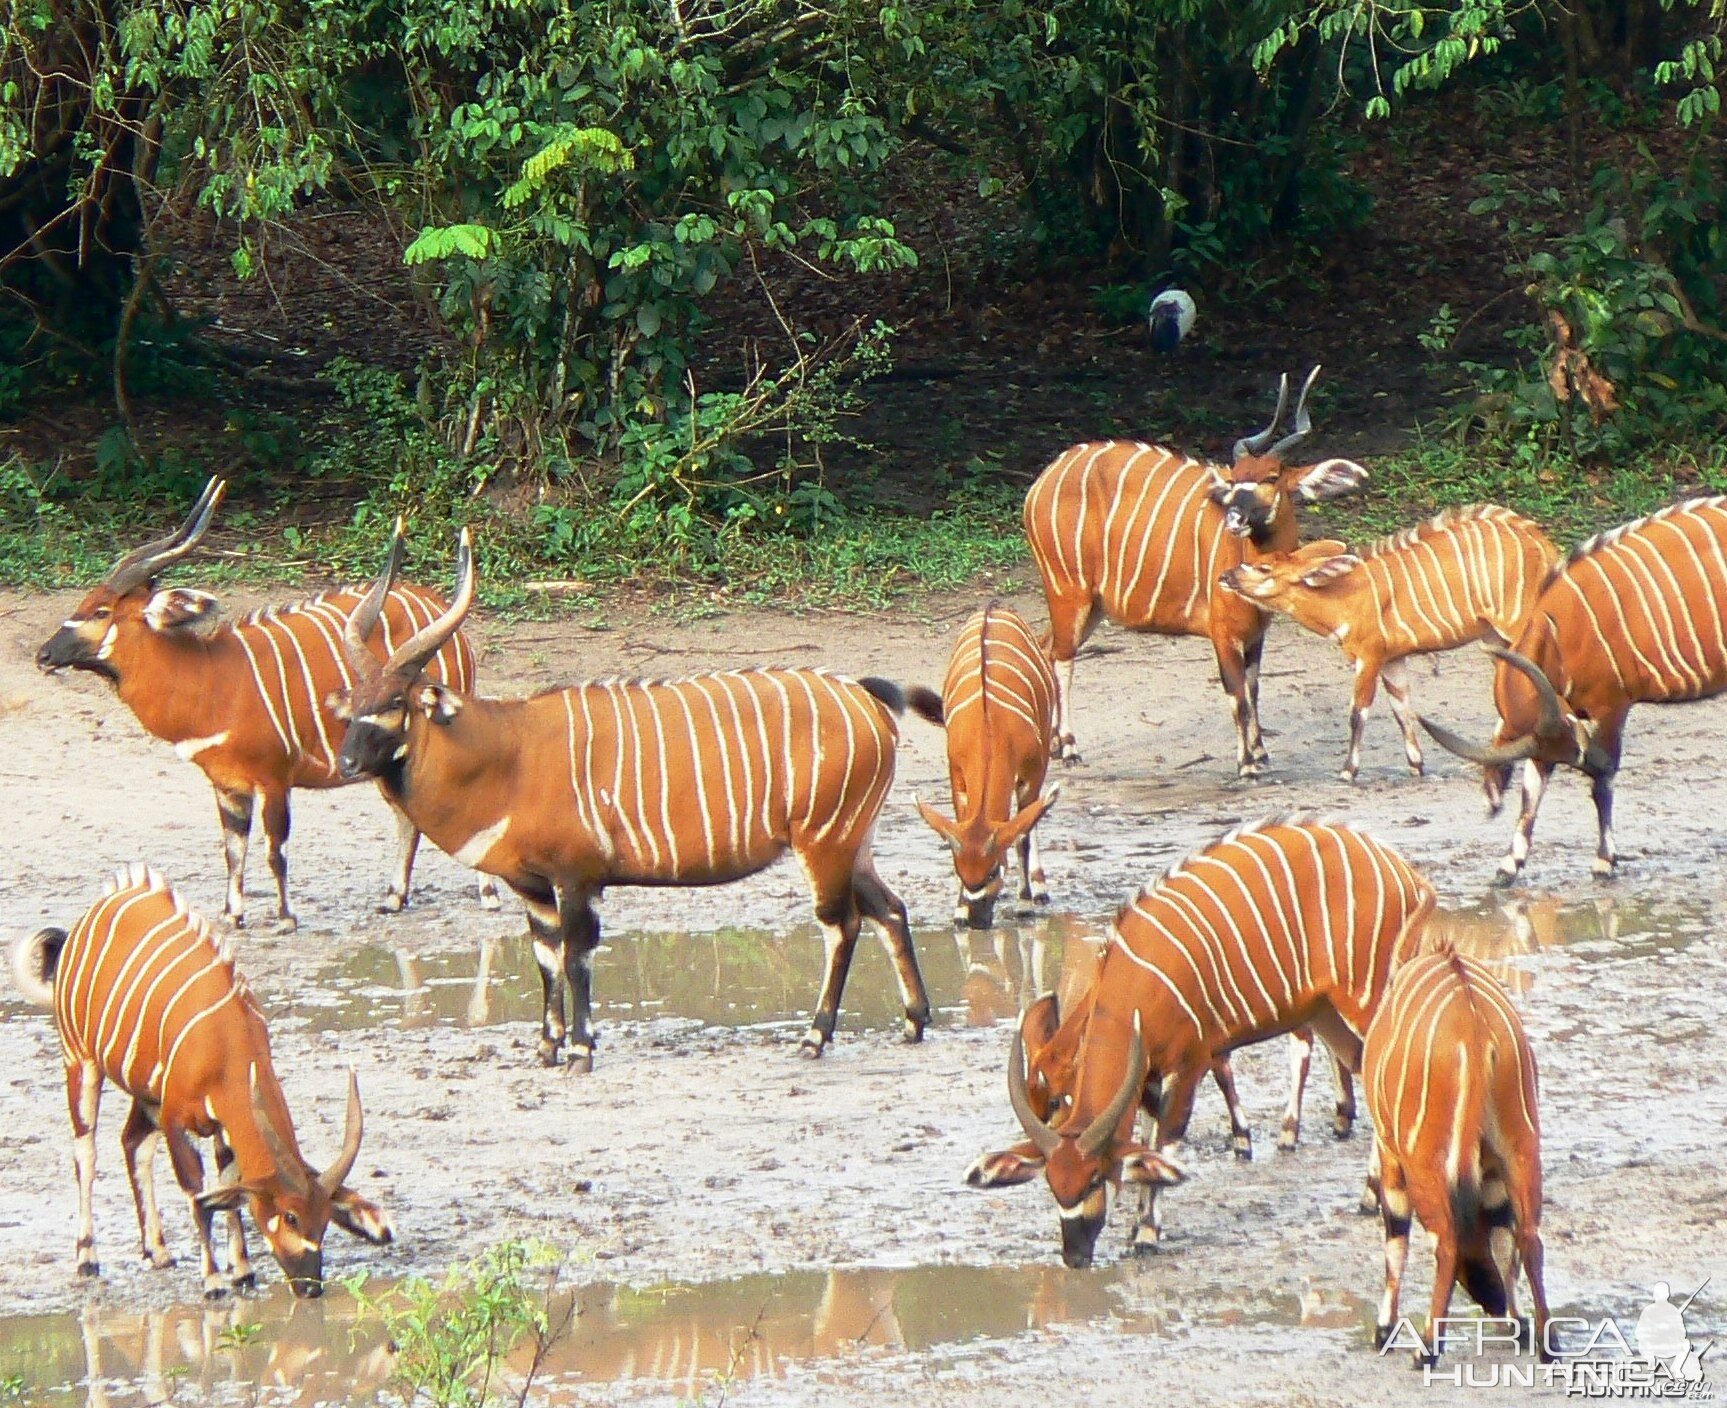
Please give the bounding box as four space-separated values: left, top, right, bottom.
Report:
1381 1276 1715 1394
1636 1281 1710 1385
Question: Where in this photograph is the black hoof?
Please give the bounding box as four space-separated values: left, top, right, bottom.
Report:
205 1286 229 1302
1374 1323 1393 1350
77 1262 100 1279
232 1272 257 1292
565 1049 593 1075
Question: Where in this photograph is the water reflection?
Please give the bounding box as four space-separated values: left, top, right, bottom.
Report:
0 1264 1372 1406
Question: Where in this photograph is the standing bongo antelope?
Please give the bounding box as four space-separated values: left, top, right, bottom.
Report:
1363 950 1550 1364
1023 367 1368 773
333 527 941 1069
965 818 1435 1266
1420 497 1727 881
35 479 495 926
915 606 1059 929
1221 506 1559 779
9 865 392 1298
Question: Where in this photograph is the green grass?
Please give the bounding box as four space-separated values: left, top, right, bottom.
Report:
0 453 1031 616
10 433 1726 616
1304 434 1727 550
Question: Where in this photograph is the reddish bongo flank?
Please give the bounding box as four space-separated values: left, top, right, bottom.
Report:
1362 950 1550 1365
9 866 391 1299
1222 505 1559 780
332 526 942 1070
34 478 495 927
1420 497 1727 882
1022 367 1368 775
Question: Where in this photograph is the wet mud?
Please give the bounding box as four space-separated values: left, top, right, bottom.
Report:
1 587 1724 1404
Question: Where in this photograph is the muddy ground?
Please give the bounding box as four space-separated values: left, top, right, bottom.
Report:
0 584 1724 1406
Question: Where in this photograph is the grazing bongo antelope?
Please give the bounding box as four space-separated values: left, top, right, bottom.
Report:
965 818 1435 1266
1017 926 1358 1161
1363 951 1550 1364
333 528 941 1069
1023 367 1368 773
1420 497 1727 882
34 479 495 926
915 606 1059 929
1221 506 1559 780
9 865 392 1298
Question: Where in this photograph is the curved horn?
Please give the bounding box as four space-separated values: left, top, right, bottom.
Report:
382 529 475 678
317 1069 364 1196
1233 373 1291 462
1267 364 1322 462
1417 714 1541 767
1077 1016 1148 1159
1484 645 1566 740
250 1065 311 1196
344 518 406 663
1007 1027 1060 1157
107 477 227 594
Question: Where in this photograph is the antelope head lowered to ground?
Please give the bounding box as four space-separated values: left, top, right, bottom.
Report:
1419 497 1727 882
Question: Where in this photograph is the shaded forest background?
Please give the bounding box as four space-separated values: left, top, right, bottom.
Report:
1 0 1724 595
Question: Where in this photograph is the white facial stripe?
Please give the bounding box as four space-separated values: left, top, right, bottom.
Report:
95 625 118 659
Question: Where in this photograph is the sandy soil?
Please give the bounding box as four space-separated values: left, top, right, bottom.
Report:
1 583 1724 1405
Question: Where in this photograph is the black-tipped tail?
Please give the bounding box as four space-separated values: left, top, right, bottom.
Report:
860 677 945 726
10 927 67 1007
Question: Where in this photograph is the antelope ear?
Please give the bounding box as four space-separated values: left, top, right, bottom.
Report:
1299 554 1363 589
330 1187 395 1246
143 588 220 633
1290 457 1368 504
1020 991 1062 1050
195 1180 264 1213
1206 468 1231 506
1119 1146 1187 1186
414 683 462 724
915 798 962 849
963 1145 1046 1188
1292 538 1349 561
993 788 1058 851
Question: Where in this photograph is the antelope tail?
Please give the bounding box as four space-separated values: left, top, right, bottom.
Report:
10 927 68 1007
860 678 945 726
1447 1042 1510 1317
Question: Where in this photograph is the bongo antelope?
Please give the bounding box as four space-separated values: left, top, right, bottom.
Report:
332 527 940 1069
1363 950 1550 1364
1221 506 1558 779
34 479 495 926
1420 497 1727 881
9 865 392 1298
915 606 1059 929
965 818 1435 1266
1023 367 1368 773
1015 957 1358 1164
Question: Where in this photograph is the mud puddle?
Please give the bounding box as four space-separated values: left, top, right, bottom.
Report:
265 917 1105 1039
0 1262 1376 1407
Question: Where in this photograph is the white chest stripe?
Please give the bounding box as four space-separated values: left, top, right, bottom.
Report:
174 731 232 762
452 816 511 869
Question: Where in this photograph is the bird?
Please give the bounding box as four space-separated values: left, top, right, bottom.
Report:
1148 288 1196 351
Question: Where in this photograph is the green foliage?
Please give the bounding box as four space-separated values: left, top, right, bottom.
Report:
347 1241 561 1408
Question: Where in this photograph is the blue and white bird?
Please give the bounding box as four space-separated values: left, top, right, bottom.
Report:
1147 288 1196 352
